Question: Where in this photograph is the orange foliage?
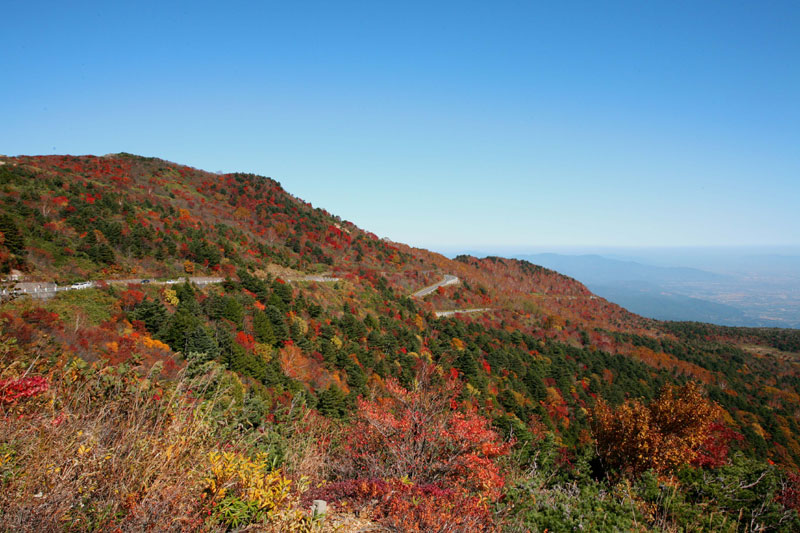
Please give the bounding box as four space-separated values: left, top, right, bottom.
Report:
590 382 720 476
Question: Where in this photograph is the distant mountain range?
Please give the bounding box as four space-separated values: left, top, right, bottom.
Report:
514 253 798 328
516 253 728 285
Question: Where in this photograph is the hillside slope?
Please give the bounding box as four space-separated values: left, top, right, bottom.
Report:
2 153 800 531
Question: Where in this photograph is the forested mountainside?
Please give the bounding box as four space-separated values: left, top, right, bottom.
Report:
2 153 800 532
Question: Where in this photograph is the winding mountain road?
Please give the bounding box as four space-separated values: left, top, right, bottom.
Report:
409 274 493 318
411 274 460 298
7 271 491 321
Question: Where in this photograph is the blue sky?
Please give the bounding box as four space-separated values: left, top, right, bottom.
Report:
2 1 798 250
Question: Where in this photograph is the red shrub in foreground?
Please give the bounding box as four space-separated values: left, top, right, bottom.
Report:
0 375 49 405
307 478 496 532
338 364 511 499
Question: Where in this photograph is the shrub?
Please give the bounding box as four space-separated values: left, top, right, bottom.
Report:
201 450 313 531
338 365 511 497
590 383 720 476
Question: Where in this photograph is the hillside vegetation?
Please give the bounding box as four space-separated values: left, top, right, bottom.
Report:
2 154 800 531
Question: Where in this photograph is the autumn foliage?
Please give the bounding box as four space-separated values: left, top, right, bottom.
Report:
590 382 721 476
339 366 510 495
321 364 510 530
0 375 49 406
309 478 497 532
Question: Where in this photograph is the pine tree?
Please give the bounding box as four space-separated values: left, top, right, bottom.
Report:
129 299 168 334
222 296 244 325
252 310 276 345
318 385 347 418
185 325 219 358
0 214 24 256
265 305 289 344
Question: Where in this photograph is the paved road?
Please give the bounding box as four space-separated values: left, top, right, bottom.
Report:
2 274 342 301
1 276 226 300
411 274 459 298
5 270 492 320
434 308 491 318
287 275 340 283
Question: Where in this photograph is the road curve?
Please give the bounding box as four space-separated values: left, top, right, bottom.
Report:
287 275 340 283
411 275 459 298
434 308 491 318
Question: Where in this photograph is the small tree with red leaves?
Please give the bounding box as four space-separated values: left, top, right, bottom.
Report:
338 363 511 498
692 422 744 469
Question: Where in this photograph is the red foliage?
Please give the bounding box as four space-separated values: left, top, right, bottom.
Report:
234 331 255 351
778 471 800 513
21 308 61 329
339 365 510 499
691 422 745 468
0 376 49 405
119 288 146 310
307 478 496 532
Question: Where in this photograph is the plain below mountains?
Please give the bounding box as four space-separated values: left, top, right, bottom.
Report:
515 253 798 328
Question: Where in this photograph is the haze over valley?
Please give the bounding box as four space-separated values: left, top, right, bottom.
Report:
444 247 800 328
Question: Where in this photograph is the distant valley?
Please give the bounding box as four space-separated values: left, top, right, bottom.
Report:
513 252 800 328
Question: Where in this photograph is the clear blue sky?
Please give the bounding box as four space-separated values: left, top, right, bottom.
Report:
2 1 798 250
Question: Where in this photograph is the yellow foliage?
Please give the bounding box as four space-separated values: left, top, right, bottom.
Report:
254 342 272 362
464 383 481 398
751 422 767 439
164 288 179 306
233 206 251 220
590 383 719 476
204 451 294 514
292 315 309 335
451 337 466 351
331 335 343 349
140 335 170 351
203 451 316 530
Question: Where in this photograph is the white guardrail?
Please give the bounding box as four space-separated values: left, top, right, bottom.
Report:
1 277 223 299
1 275 341 299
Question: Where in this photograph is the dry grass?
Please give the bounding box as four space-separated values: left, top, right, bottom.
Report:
0 352 338 532
1 361 223 531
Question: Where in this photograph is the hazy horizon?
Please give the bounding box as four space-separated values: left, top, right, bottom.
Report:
434 245 800 329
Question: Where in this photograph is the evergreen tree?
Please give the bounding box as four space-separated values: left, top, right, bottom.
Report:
0 214 25 256
252 310 276 345
129 298 168 334
175 281 202 315
185 325 219 358
318 385 348 418
272 279 293 306
159 309 202 353
265 305 289 344
90 243 116 265
204 294 226 320
222 296 244 325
